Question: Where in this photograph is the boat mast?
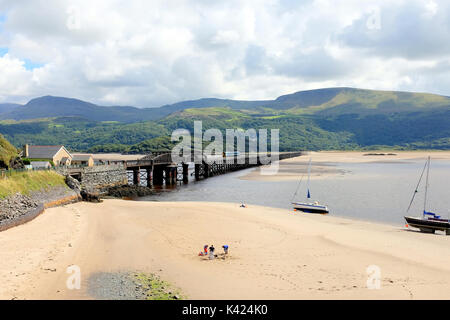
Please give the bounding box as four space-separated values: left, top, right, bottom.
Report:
291 175 304 203
407 159 428 212
423 156 430 217
307 158 311 199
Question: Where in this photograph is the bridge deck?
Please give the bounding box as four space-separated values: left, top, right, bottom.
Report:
125 151 303 168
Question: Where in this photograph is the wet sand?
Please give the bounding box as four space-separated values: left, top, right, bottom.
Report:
2 199 450 300
240 151 450 181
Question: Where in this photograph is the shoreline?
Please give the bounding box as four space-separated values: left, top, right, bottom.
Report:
2 199 450 300
240 150 450 181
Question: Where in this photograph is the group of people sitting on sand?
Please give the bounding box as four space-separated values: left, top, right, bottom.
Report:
199 244 229 259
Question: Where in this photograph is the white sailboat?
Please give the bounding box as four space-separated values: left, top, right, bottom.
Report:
291 159 329 214
404 156 450 234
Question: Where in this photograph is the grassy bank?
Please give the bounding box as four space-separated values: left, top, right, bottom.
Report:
0 134 17 168
133 273 183 300
0 170 67 199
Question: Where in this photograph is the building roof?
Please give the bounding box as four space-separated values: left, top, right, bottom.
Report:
72 154 93 161
27 145 67 159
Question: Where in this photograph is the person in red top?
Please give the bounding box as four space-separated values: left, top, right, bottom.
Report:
199 244 209 256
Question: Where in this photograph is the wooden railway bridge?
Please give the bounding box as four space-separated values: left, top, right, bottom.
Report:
124 151 303 187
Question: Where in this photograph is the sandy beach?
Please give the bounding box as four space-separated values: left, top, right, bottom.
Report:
241 151 450 181
2 198 450 300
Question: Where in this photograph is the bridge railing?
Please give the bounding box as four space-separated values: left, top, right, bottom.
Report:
125 160 153 168
126 151 303 168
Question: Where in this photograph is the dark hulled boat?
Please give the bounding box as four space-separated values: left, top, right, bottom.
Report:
404 157 450 234
405 215 450 234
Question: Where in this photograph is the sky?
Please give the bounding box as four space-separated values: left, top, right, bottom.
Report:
0 0 449 107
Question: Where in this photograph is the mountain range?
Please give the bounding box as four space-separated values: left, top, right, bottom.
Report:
2 87 450 122
0 87 449 151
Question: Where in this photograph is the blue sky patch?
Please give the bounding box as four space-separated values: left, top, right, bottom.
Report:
0 47 8 56
0 13 5 31
23 59 44 70
0 47 43 69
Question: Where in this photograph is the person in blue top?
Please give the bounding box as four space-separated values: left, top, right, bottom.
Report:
222 245 229 254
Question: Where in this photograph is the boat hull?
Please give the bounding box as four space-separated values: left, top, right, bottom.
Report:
292 203 329 215
404 216 450 234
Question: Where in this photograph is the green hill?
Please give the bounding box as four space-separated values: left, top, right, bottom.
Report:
1 87 450 122
0 87 449 152
159 87 450 115
0 103 21 115
0 96 163 122
271 87 450 112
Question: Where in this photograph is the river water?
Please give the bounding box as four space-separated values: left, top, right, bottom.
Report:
139 159 450 226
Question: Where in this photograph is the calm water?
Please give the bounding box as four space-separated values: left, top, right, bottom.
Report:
139 160 450 226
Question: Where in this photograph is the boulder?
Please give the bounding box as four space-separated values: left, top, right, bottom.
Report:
80 190 102 203
9 157 25 169
65 175 81 193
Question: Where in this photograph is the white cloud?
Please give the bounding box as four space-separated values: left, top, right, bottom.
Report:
0 0 450 106
0 54 33 97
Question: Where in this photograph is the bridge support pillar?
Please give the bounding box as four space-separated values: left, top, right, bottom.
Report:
146 168 152 188
182 163 189 183
171 167 177 184
195 164 201 181
204 163 210 178
153 166 164 186
133 168 140 186
164 167 173 185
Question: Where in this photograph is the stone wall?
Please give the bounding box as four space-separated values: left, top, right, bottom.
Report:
56 164 128 194
80 164 128 193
